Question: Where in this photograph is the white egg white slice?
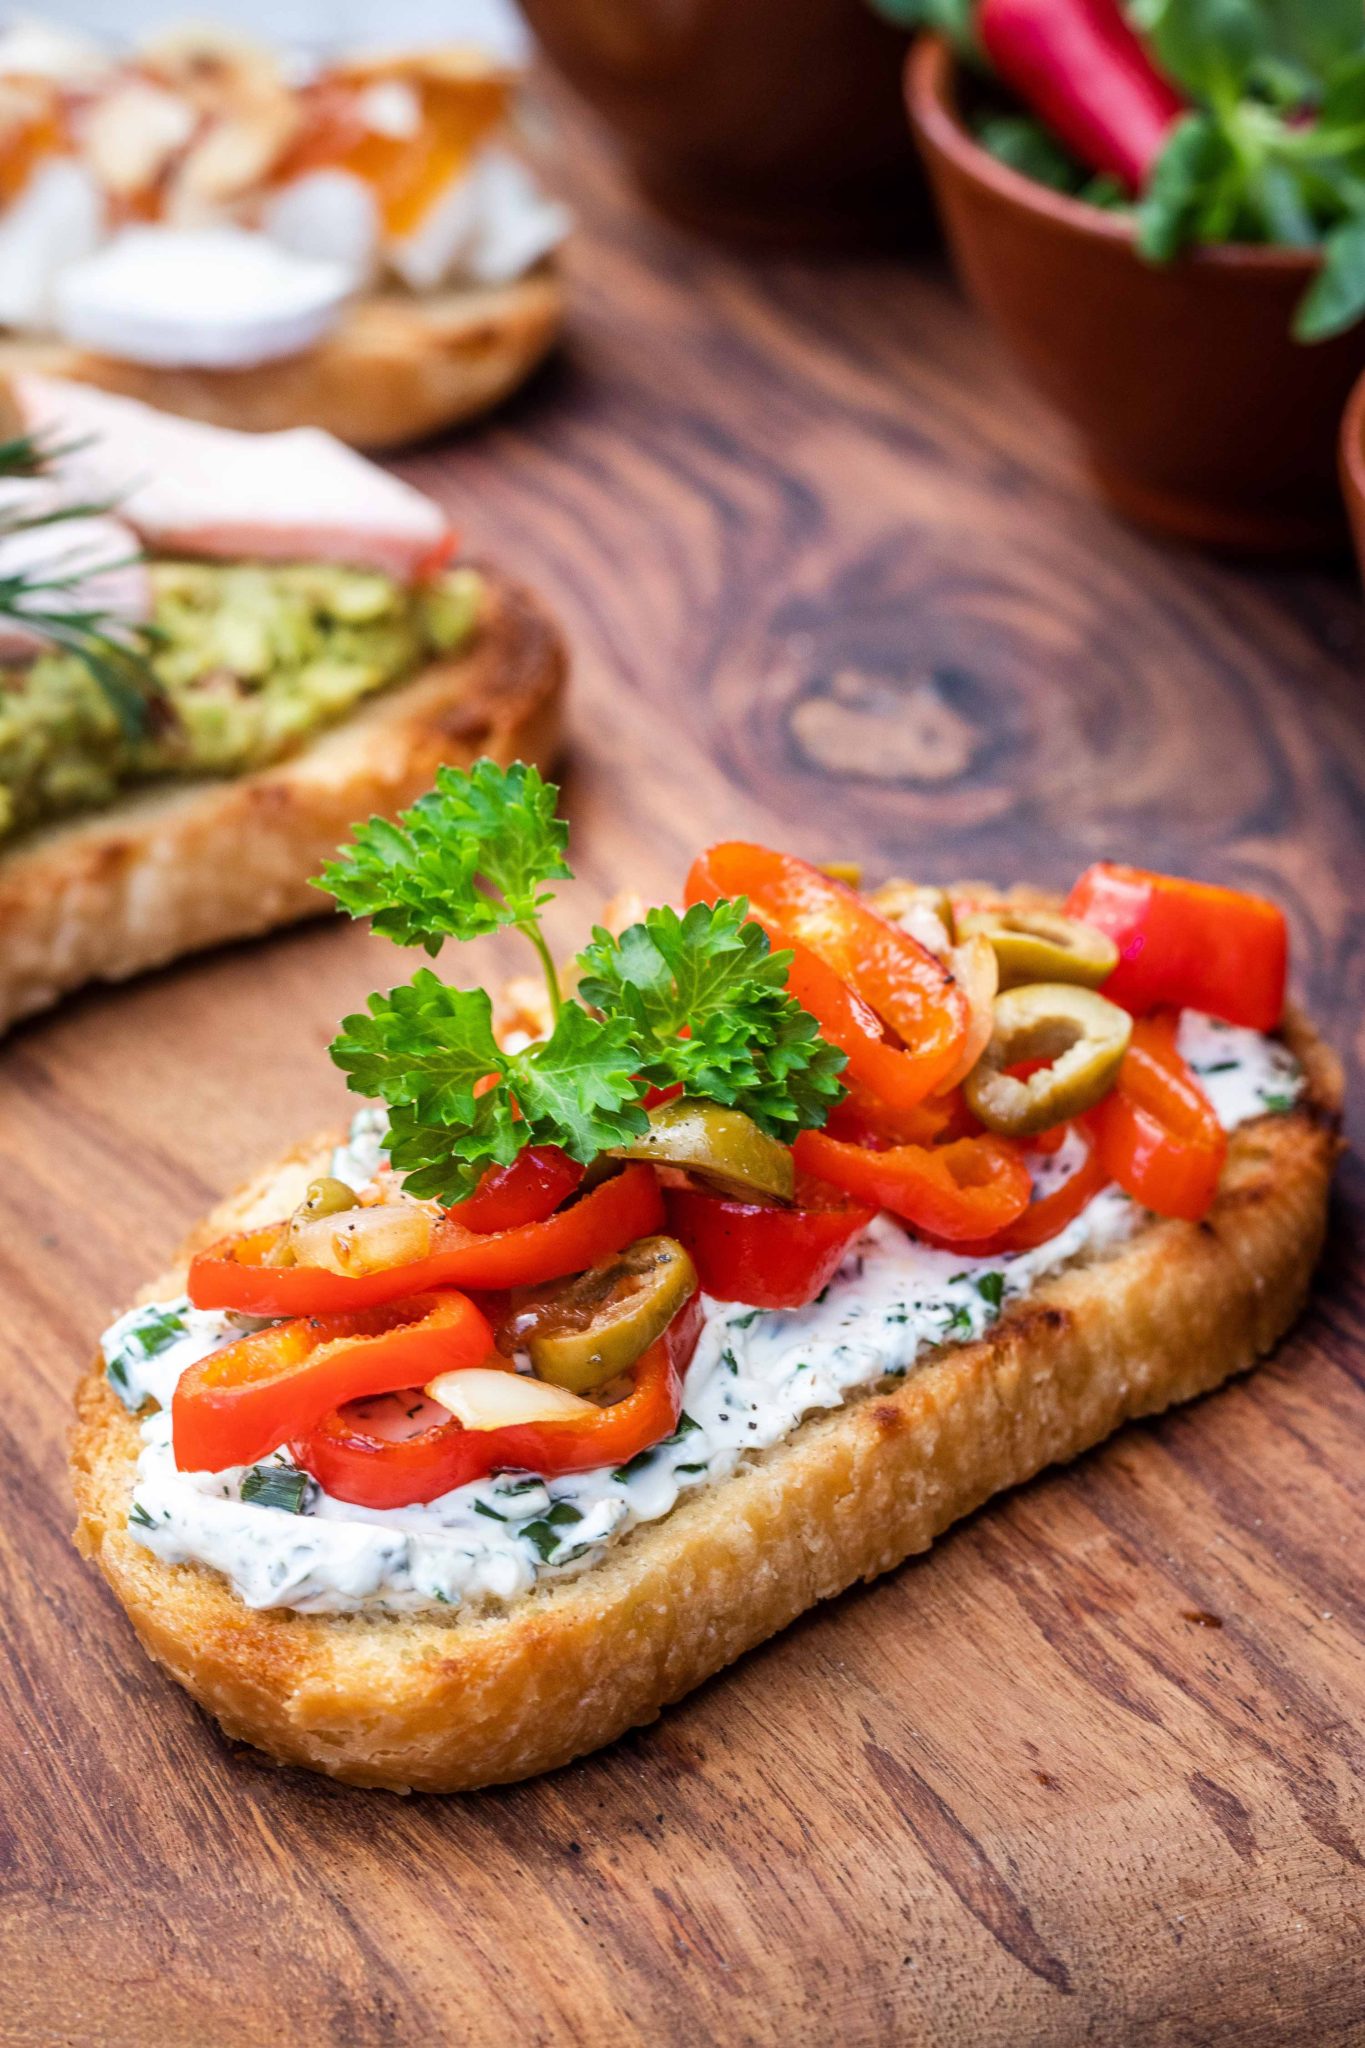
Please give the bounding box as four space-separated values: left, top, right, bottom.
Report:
386 145 570 293
0 157 105 330
262 170 381 286
53 225 355 370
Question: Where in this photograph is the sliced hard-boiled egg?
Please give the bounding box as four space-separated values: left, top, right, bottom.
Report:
424 1369 594 1431
386 144 569 292
263 169 380 284
459 146 571 286
53 224 355 368
0 155 104 328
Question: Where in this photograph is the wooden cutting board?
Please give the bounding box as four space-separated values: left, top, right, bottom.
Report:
2 85 1362 2048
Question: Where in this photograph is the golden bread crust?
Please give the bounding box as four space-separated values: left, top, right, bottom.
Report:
0 268 563 448
0 571 565 1034
68 995 1342 1793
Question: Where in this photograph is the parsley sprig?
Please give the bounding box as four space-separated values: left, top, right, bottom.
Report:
318 760 572 1008
577 899 846 1140
317 763 846 1203
332 977 646 1201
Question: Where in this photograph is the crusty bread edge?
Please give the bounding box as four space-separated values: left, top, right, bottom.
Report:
0 266 563 449
69 1004 1343 1793
0 569 565 1035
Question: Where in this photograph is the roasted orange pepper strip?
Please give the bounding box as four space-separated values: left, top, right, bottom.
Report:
188 1167 665 1319
294 1292 702 1509
1091 1011 1228 1221
686 844 968 1107
173 1291 493 1473
793 1128 1032 1244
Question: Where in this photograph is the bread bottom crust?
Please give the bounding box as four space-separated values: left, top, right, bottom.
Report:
69 1013 1342 1793
0 569 565 1035
0 268 563 448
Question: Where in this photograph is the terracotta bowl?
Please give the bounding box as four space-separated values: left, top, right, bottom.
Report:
906 35 1365 550
1336 368 1365 582
520 0 920 243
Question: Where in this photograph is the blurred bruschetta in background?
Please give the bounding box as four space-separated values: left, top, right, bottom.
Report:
0 376 564 1031
0 20 569 445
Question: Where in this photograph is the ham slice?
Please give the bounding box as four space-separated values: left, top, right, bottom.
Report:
11 377 456 584
0 480 149 662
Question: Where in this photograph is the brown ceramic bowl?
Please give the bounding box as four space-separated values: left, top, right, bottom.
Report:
520 0 919 243
907 35 1365 550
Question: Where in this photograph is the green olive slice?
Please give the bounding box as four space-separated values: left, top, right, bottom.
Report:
964 983 1132 1137
956 907 1119 991
609 1098 795 1203
297 1176 361 1221
509 1235 698 1394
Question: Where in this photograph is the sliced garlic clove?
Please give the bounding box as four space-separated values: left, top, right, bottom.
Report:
424 1368 593 1431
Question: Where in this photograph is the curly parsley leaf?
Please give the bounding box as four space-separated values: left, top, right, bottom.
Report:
576 899 847 1139
314 760 572 959
332 974 506 1125
507 1001 648 1162
330 973 647 1203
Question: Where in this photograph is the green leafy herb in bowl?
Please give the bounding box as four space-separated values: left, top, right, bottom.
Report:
878 0 1365 339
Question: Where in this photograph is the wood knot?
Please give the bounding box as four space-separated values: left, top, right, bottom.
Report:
789 668 986 785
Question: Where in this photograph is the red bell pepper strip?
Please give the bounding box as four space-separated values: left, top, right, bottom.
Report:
1091 1012 1228 1221
172 1291 493 1473
783 935 951 1117
922 1120 1107 1257
978 0 1186 196
188 1166 665 1318
665 1175 873 1310
824 1077 962 1149
447 1146 584 1233
793 1128 1033 1245
686 843 969 1105
1065 863 1287 1030
293 1289 703 1509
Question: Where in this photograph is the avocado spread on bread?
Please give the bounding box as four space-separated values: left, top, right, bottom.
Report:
0 562 482 844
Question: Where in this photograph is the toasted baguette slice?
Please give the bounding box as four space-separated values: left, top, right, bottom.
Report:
70 1003 1341 1794
0 268 563 449
0 569 564 1035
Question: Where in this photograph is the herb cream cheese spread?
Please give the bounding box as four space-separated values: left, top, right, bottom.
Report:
106 1014 1301 1616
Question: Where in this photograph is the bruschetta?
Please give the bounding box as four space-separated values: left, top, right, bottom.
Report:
0 22 567 446
0 380 564 1031
70 767 1340 1791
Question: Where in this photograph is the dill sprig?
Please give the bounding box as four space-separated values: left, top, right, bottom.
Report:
0 429 165 740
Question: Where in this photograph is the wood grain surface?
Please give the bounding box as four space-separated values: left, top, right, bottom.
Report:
3 80 1364 2048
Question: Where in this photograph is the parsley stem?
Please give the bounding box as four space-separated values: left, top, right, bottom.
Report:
521 921 563 1019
